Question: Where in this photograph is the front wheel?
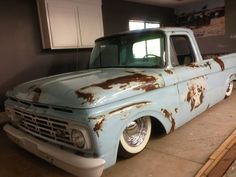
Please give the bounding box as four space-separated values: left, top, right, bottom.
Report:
225 81 234 98
118 116 152 158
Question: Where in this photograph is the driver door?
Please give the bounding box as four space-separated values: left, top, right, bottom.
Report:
169 34 210 128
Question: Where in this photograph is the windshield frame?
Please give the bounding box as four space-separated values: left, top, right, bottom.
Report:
89 29 167 69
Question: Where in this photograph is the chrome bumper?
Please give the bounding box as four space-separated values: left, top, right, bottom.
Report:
3 124 105 177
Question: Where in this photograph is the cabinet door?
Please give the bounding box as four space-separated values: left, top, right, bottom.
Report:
77 3 103 47
47 1 80 48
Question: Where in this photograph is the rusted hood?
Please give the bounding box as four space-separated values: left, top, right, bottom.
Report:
10 68 165 109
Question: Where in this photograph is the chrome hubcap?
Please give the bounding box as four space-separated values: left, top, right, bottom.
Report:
123 117 148 147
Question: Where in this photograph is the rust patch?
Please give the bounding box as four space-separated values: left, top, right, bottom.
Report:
88 115 105 121
161 109 172 119
187 62 212 69
82 73 157 91
198 87 204 104
75 90 94 104
213 56 225 71
109 101 151 115
76 72 161 104
175 108 178 113
93 118 105 137
164 69 173 75
186 63 200 68
133 83 160 92
204 61 212 69
75 71 159 103
161 109 175 132
32 88 42 102
186 85 205 111
119 85 127 89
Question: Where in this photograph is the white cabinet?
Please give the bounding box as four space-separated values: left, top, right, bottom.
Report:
78 3 103 47
47 1 79 48
37 0 103 49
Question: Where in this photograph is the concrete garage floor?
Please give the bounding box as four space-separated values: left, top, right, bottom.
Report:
0 90 235 177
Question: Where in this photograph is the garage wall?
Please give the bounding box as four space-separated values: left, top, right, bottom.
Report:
197 0 236 54
175 0 236 54
198 0 236 53
102 0 175 35
0 0 92 111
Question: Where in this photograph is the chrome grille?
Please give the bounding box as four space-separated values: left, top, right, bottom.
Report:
14 109 74 147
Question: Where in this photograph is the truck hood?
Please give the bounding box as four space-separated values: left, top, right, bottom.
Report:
10 68 165 109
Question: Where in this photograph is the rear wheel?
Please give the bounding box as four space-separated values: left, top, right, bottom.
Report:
118 116 151 158
225 81 234 98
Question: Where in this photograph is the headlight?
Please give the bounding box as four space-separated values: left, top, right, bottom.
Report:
71 129 86 148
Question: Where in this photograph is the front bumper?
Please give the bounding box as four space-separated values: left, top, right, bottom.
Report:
3 124 105 177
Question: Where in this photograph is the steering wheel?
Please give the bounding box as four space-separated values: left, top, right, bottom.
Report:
143 54 159 60
142 54 163 67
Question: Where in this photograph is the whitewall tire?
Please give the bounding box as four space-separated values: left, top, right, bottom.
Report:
118 116 152 158
225 81 234 98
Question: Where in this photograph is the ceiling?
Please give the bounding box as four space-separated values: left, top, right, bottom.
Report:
126 0 206 8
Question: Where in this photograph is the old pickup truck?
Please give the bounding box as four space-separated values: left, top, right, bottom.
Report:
3 28 236 177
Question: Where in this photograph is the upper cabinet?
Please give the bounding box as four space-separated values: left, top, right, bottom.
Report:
37 0 104 49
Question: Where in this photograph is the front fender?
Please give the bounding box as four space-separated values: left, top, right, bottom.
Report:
120 110 171 137
112 109 172 164
90 108 172 169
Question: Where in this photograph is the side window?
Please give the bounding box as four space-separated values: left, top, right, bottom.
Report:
99 45 119 67
170 35 196 66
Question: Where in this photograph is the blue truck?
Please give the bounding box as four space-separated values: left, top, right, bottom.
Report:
3 28 236 177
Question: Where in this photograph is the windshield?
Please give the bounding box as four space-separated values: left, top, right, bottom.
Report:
89 31 165 69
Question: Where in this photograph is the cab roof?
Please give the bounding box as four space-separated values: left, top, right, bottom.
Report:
95 27 193 42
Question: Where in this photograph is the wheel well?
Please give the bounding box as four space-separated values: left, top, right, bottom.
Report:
117 115 167 159
150 117 167 137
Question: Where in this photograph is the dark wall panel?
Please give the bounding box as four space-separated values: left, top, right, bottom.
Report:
102 0 175 35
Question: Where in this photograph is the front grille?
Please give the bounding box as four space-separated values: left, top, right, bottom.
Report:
14 109 74 147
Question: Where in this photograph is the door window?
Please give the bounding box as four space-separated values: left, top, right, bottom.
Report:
170 35 196 66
